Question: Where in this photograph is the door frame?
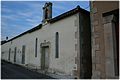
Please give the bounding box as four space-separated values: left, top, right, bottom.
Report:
40 41 51 70
103 14 119 78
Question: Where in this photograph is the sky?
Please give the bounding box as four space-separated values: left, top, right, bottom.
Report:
1 1 90 41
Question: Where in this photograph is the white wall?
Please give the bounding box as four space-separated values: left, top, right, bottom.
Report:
1 13 79 76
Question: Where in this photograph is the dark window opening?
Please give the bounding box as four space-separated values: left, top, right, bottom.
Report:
22 45 25 64
14 47 17 62
8 48 11 60
35 38 38 57
55 32 59 58
45 9 48 19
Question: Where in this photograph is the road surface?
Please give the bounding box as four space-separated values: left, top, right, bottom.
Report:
1 60 54 79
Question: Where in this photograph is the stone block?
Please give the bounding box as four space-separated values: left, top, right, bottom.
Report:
93 20 99 26
96 64 101 71
75 31 77 39
92 63 96 70
95 50 100 54
75 57 77 64
94 32 100 38
95 37 100 44
92 70 101 79
75 44 78 51
103 15 115 24
94 44 100 51
93 7 98 14
92 26 95 32
95 51 101 64
92 56 96 64
73 64 77 70
73 70 78 76
96 56 101 64
74 19 78 27
92 50 95 57
94 25 99 32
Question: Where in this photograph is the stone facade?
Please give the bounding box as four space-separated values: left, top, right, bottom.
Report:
90 1 119 79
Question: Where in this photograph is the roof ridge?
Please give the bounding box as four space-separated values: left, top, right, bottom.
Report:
49 5 89 23
2 5 89 45
49 6 80 23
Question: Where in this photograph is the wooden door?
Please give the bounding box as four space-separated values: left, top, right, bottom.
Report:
41 46 49 70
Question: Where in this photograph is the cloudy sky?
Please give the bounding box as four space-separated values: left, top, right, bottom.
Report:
1 1 90 40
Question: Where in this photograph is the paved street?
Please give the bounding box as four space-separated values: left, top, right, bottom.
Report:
1 60 54 79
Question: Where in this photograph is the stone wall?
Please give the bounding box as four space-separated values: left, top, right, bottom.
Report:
90 1 119 79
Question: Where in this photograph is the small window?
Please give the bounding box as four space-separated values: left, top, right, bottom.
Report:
14 47 17 62
2 52 4 54
55 32 59 58
8 48 11 60
35 38 38 57
22 45 26 64
45 9 48 19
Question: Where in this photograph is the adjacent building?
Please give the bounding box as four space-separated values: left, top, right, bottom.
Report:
1 2 92 79
90 1 119 79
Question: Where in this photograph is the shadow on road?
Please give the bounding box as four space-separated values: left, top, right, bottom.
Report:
1 60 54 79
